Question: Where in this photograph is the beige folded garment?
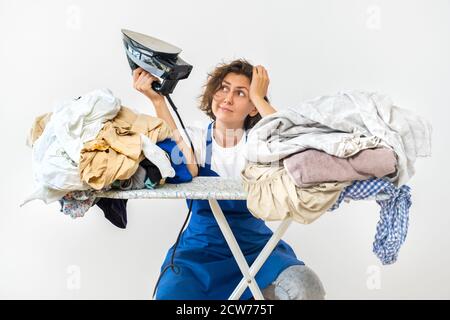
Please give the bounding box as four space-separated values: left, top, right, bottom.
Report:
241 164 350 224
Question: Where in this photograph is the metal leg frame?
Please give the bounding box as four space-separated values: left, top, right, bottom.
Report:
208 199 294 300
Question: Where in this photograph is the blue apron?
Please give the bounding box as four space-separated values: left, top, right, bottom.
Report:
155 122 303 300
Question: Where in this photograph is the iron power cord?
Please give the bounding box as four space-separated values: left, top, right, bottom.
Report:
152 94 200 298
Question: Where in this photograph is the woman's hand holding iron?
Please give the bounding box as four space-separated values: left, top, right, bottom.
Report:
133 67 163 103
132 67 199 177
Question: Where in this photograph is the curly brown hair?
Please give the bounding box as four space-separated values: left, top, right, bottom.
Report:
198 59 269 130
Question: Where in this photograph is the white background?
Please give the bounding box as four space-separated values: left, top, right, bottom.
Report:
0 0 448 299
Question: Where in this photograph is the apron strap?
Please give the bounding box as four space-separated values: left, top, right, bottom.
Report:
205 122 214 171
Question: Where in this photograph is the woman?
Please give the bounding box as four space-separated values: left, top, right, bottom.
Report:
133 59 325 300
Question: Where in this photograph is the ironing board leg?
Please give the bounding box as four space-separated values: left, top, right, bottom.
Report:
208 199 265 300
229 217 293 300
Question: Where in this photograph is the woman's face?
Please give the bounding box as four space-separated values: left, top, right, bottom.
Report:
211 72 258 126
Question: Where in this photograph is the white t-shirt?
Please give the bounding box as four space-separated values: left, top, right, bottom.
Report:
182 125 247 178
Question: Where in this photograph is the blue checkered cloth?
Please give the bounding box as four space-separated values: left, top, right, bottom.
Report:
330 178 412 265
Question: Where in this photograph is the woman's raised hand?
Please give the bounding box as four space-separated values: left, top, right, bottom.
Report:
132 67 163 103
249 65 269 104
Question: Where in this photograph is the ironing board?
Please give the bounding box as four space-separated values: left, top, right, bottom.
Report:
95 176 287 300
95 176 389 300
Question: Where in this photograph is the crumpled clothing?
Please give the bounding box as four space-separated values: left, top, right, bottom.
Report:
79 106 172 190
59 190 97 219
111 165 147 190
26 112 52 147
53 89 122 162
22 188 68 207
145 178 158 189
23 89 121 205
241 163 350 224
96 198 128 229
330 178 412 265
283 148 397 187
245 91 432 186
330 178 392 210
140 159 164 186
141 134 175 179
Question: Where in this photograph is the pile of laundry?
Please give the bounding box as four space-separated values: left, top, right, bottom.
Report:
21 89 192 228
241 91 432 264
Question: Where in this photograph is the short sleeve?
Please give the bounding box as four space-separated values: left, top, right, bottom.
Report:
180 125 206 167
